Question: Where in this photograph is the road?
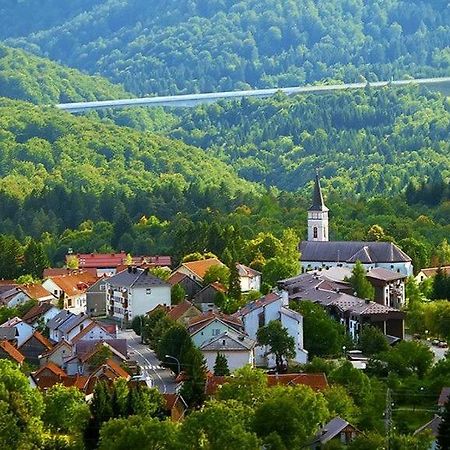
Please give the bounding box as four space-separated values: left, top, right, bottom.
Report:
119 329 178 394
405 334 447 362
55 76 450 112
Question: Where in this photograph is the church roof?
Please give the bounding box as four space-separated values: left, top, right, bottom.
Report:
299 241 411 264
308 172 328 212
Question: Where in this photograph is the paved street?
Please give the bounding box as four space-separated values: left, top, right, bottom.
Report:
405 334 447 362
118 329 178 394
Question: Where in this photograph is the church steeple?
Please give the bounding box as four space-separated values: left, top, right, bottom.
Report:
307 170 329 241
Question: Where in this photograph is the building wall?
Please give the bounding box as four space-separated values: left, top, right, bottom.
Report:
6 291 31 308
191 320 235 347
63 318 93 343
175 266 202 282
40 343 73 368
76 325 113 342
202 349 253 372
87 281 107 317
12 322 34 347
307 210 329 242
240 275 261 293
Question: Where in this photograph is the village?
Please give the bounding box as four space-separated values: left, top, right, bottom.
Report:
0 174 448 448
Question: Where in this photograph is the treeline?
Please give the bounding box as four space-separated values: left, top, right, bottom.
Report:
406 178 450 206
169 87 450 194
4 0 450 95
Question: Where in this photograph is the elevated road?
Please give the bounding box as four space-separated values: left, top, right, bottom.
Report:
56 76 450 113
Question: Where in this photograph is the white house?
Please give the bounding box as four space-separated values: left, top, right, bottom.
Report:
71 321 115 344
0 317 34 347
22 303 61 329
199 330 256 372
47 311 92 343
234 292 308 367
106 267 171 323
0 285 32 308
237 264 261 292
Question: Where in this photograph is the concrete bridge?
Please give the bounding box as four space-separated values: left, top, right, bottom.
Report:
56 76 450 113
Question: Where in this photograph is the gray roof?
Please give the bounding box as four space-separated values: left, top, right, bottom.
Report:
58 313 90 334
75 339 127 358
367 267 407 281
47 310 73 331
309 172 328 212
300 241 411 263
0 327 17 340
313 417 352 444
199 330 255 351
107 267 170 289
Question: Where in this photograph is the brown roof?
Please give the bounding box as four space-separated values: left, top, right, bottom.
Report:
167 301 199 321
35 361 68 379
163 393 188 411
420 266 450 277
98 358 130 379
187 311 243 334
20 284 55 300
0 340 25 364
167 272 188 286
234 292 280 317
20 331 53 351
47 272 98 296
22 302 56 324
181 258 223 279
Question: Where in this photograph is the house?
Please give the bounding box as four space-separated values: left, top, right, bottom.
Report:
88 358 131 383
0 317 34 346
279 273 405 340
106 267 171 324
234 292 308 366
0 340 24 365
172 258 224 283
42 272 97 313
71 321 115 344
0 327 18 344
22 303 60 328
167 272 203 299
40 340 73 368
32 362 70 389
199 329 256 372
86 278 108 317
237 263 261 292
166 300 201 326
187 312 244 347
18 331 53 366
311 417 360 448
47 311 92 343
193 282 227 312
366 267 406 308
416 266 450 283
0 284 32 308
299 172 413 277
163 394 188 422
19 283 57 303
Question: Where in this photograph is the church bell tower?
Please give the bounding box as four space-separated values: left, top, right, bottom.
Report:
307 171 329 241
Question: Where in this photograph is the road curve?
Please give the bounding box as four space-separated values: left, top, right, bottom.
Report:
56 76 450 113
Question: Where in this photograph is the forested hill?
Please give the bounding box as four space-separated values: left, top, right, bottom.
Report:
4 0 450 96
168 87 450 195
0 44 129 104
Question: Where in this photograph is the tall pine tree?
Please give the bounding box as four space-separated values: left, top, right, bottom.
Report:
213 353 230 376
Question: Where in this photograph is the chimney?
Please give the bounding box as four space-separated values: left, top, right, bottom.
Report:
280 290 289 307
127 267 132 273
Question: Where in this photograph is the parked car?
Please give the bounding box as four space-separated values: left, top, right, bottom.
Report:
438 341 448 348
432 339 440 346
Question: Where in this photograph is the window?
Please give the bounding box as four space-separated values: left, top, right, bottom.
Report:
146 288 152 295
258 311 265 329
100 285 105 291
313 227 318 239
212 329 220 336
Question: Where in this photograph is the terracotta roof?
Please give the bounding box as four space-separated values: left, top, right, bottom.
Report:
420 266 450 277
167 272 188 286
0 340 24 364
167 301 199 321
163 393 188 411
187 311 243 334
47 272 97 296
22 303 57 324
35 361 67 379
99 358 130 379
20 284 55 300
267 373 329 390
181 258 224 280
20 331 53 350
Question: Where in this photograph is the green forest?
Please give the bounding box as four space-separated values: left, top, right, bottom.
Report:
2 0 450 95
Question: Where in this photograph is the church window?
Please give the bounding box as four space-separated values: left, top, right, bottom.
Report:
313 227 318 239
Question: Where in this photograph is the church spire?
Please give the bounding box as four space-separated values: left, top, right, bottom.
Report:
309 169 328 212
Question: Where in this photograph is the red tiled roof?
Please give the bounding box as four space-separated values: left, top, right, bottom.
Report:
47 272 97 296
72 253 172 269
101 358 130 379
181 258 223 279
35 361 67 379
20 284 55 300
167 272 188 286
187 311 243 334
71 321 110 344
0 340 24 364
167 301 199 321
163 393 187 411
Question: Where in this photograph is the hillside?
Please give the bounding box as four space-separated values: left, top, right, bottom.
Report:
168 86 450 195
5 0 450 95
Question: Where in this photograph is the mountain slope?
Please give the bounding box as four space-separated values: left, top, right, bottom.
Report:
168 86 450 195
6 0 450 95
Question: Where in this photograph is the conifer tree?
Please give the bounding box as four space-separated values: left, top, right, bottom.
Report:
348 261 375 300
213 353 230 376
22 239 50 278
180 347 207 407
228 261 242 302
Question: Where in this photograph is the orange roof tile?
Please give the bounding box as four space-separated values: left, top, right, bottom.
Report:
0 340 24 364
102 359 130 379
167 301 199 321
167 272 188 286
48 272 97 296
35 361 67 379
181 258 224 279
267 373 329 390
20 284 55 300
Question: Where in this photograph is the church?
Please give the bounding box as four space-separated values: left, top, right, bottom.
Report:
299 173 413 277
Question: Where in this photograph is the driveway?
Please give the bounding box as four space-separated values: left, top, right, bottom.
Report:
119 329 178 394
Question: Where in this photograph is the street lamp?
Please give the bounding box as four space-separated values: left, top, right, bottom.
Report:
165 354 181 374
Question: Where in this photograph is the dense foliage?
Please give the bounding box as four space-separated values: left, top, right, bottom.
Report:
169 87 450 194
4 0 450 95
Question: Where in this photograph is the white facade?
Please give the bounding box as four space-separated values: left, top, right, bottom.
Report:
300 260 413 277
107 284 171 322
42 279 87 314
308 210 329 242
73 323 114 342
202 349 254 372
190 318 237 347
30 306 61 329
238 293 308 366
240 273 261 293
0 319 34 347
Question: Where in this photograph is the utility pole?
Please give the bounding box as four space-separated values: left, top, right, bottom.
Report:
385 388 393 450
